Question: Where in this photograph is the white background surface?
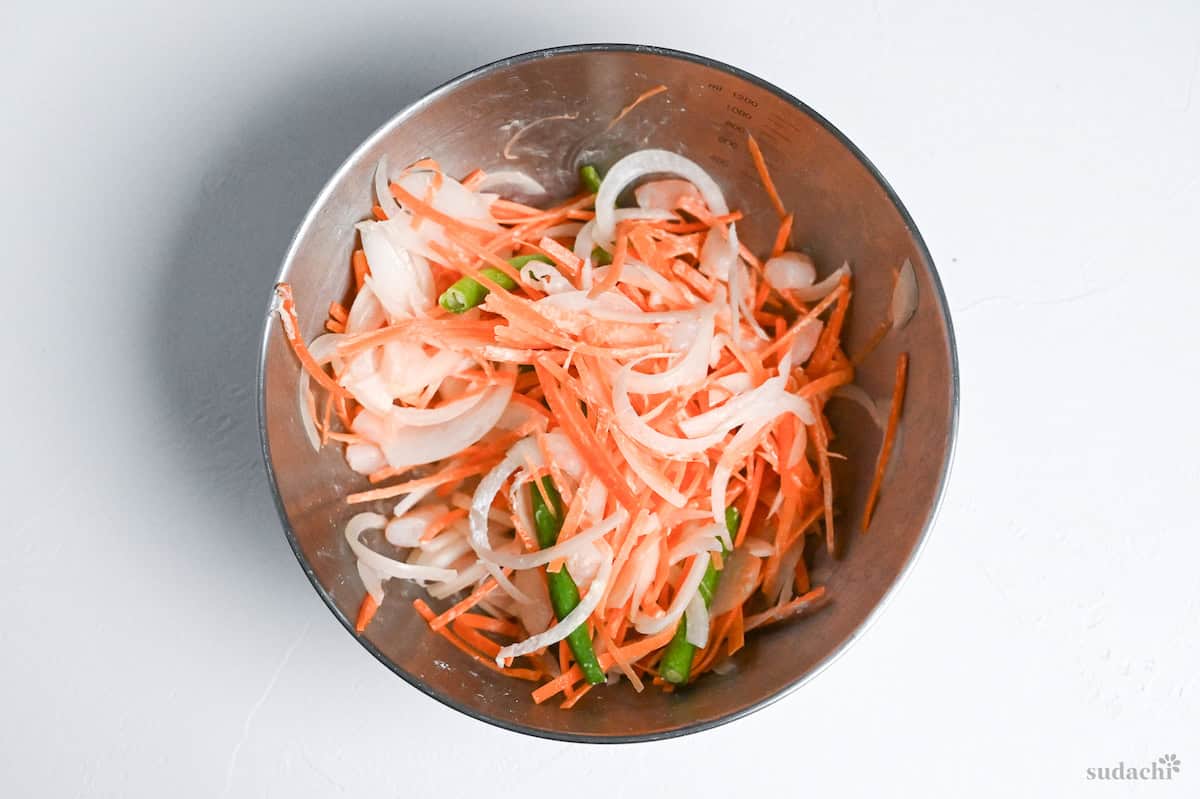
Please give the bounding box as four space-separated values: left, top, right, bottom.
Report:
3 1 1198 796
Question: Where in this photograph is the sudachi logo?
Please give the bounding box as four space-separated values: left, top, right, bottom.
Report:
1086 753 1181 781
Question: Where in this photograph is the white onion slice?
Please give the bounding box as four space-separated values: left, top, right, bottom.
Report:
634 552 710 635
374 157 402 221
512 567 554 636
345 283 385 335
830 383 888 431
393 485 435 518
385 388 489 427
520 261 575 295
481 512 624 570
710 550 763 616
377 378 513 469
296 333 344 450
788 319 824 366
612 429 688 508
624 309 715 394
357 560 385 603
540 222 584 239
669 523 725 563
384 506 445 547
474 170 546 197
427 561 490 599
892 257 918 330
790 263 851 302
765 252 816 290
496 541 613 665
344 512 456 584
613 358 728 457
345 442 386 474
595 150 729 246
358 222 436 320
742 537 774 558
684 591 710 647
635 179 704 211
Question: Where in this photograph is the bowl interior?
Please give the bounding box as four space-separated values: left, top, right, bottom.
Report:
260 45 956 741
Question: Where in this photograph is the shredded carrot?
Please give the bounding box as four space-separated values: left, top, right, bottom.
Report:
354 593 378 632
862 352 909 530
607 84 668 131
275 137 873 706
747 133 787 219
771 212 794 258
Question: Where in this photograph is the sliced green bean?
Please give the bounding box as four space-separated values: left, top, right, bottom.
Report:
530 477 606 684
660 507 741 685
437 254 553 313
580 164 603 193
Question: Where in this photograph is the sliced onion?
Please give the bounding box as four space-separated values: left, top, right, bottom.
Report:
765 252 816 290
892 257 918 330
540 222 584 239
482 512 623 570
607 533 657 610
742 537 774 558
357 560 385 603
684 591 709 647
394 171 499 230
634 552 710 635
830 383 888 431
613 358 728 457
612 428 688 508
710 414 775 526
344 512 456 584
474 170 546 198
345 442 386 474
296 333 344 450
393 484 435 518
496 540 613 665
790 263 851 302
624 309 715 394
788 319 824 366
768 536 805 605
710 550 763 616
385 388 488 427
374 156 402 220
520 261 575 295
512 567 554 635
384 506 445 547
635 179 704 211
679 375 814 439
427 561 489 599
358 223 436 321
595 150 729 246
669 523 725 563
345 283 385 335
377 378 514 469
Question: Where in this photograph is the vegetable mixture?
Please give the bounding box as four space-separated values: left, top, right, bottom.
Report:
275 132 910 707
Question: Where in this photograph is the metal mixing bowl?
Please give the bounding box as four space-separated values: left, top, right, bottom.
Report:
258 44 958 742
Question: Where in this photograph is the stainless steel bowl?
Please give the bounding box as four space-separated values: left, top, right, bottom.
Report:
258 44 958 742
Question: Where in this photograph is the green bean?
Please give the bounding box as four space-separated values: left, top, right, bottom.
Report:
579 164 603 193
437 254 553 313
529 477 606 684
659 507 741 685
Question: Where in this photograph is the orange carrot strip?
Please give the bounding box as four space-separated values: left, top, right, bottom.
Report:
352 250 369 291
812 417 836 557
429 577 501 631
274 283 349 399
796 367 854 399
371 204 388 221
744 587 829 631
533 359 638 512
734 458 764 546
607 84 668 131
348 460 498 504
328 302 349 323
747 133 786 219
452 619 503 658
862 352 909 531
559 682 595 709
808 274 852 374
455 613 521 638
418 507 468 544
354 593 378 633
853 318 892 365
324 319 345 334
588 224 629 299
771 212 794 257
389 183 496 237
413 599 541 681
460 168 486 190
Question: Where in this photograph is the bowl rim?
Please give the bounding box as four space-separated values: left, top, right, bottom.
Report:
257 42 960 744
